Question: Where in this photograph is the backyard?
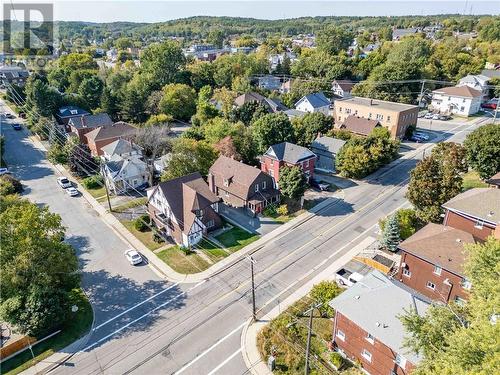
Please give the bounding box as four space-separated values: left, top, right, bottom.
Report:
462 170 488 191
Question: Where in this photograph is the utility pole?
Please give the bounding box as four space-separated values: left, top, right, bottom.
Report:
100 163 113 212
304 304 314 375
248 256 257 321
493 96 500 125
418 80 426 109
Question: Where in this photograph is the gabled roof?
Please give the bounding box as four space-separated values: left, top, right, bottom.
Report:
234 92 266 107
56 106 89 119
329 270 431 365
458 74 490 85
264 142 316 164
432 86 482 98
85 121 136 142
263 97 288 112
295 92 330 109
283 109 307 118
398 223 475 276
105 155 146 180
333 80 355 92
311 136 346 154
443 188 500 224
101 139 141 157
153 172 220 232
340 115 380 136
486 172 500 187
69 113 113 129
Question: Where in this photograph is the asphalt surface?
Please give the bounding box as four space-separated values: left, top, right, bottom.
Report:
0 104 486 375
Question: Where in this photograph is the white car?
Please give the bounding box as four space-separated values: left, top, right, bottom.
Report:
414 132 429 140
424 113 433 119
0 167 10 175
66 187 79 197
57 177 72 188
124 249 142 265
432 114 440 120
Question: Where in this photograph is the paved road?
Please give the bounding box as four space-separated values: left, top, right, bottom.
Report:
1 103 485 375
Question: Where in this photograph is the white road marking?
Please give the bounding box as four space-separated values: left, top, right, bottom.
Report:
174 322 246 375
82 282 203 352
94 282 179 330
206 348 242 375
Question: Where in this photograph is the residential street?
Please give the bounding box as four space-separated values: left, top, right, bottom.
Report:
1 107 485 375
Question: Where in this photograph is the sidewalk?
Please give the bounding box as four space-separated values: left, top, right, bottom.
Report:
241 236 377 375
29 133 345 284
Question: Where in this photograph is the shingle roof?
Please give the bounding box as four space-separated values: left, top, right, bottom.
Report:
486 172 500 187
84 121 136 142
264 142 316 164
333 80 355 92
69 113 113 129
311 136 346 154
101 139 141 157
57 106 89 119
398 223 475 276
283 109 307 118
329 270 431 365
154 172 220 232
234 92 266 107
433 86 482 98
296 92 330 108
443 188 500 224
263 97 288 112
340 115 380 136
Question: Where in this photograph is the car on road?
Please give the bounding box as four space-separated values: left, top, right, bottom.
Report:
66 187 79 196
413 131 429 140
431 113 440 120
124 249 143 265
438 114 451 121
12 123 22 130
57 177 72 188
417 112 426 118
424 112 434 119
410 134 425 143
5 113 15 119
0 167 10 175
481 102 497 110
310 178 329 191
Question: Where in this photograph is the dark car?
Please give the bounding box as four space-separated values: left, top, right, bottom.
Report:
12 123 22 130
481 102 497 110
310 178 329 191
5 113 15 119
438 114 451 121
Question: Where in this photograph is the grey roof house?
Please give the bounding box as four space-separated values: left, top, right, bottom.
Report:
311 136 346 173
295 92 331 115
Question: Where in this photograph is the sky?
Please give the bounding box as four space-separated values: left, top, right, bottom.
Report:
3 1 500 23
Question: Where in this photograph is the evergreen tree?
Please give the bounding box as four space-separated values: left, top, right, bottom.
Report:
381 213 400 252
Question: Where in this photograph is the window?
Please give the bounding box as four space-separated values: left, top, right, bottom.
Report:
474 220 484 229
338 116 341 121
365 333 375 344
206 219 215 228
223 178 229 187
461 278 472 290
255 184 259 192
387 115 391 122
361 349 372 362
225 191 229 197
395 354 407 368
262 181 266 190
460 106 465 112
454 296 466 305
336 330 345 341
304 160 309 168
376 113 383 120
433 265 442 276
338 107 342 113
426 281 436 290
402 269 411 278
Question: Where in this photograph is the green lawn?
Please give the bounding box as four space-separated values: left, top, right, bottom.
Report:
112 197 147 213
156 246 212 274
215 227 259 253
121 220 164 251
462 170 488 191
2 289 93 375
75 177 107 200
195 239 229 262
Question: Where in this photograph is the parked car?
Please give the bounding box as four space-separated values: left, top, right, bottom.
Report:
336 268 364 287
12 123 22 130
413 131 429 140
410 135 425 143
66 187 79 196
438 114 451 121
0 167 10 175
432 114 440 120
481 102 497 110
417 112 426 118
5 113 15 119
310 178 329 191
57 177 72 189
124 249 142 265
424 112 434 119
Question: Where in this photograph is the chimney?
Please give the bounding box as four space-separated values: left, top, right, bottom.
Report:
81 115 86 128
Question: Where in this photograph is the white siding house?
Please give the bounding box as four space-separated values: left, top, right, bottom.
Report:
431 86 482 116
457 74 490 101
295 92 330 115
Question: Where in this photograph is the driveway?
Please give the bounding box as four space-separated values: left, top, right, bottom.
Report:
219 203 281 235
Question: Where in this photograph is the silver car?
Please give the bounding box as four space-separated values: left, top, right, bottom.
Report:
124 249 142 265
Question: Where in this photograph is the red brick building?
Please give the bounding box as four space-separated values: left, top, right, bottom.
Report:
68 113 113 143
329 271 430 375
442 188 500 241
260 142 316 188
84 121 137 156
396 223 475 304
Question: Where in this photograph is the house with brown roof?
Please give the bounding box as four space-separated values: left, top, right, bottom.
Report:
396 223 475 304
68 113 113 143
431 86 482 116
147 172 222 247
442 188 500 241
84 121 137 156
339 115 381 137
332 80 354 98
486 171 500 188
208 156 280 215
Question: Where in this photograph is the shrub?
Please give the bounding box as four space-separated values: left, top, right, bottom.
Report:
310 280 342 317
0 175 23 195
276 204 289 216
180 246 194 255
263 204 277 216
331 352 344 370
134 214 150 232
152 231 165 243
82 175 103 190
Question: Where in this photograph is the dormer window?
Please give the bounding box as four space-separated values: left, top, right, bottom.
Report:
474 220 484 229
255 184 259 192
262 181 266 190
70 109 78 115
223 178 229 187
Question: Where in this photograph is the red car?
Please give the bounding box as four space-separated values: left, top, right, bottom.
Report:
481 102 497 109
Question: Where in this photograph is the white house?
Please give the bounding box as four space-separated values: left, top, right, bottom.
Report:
295 92 330 115
101 139 142 161
257 75 281 91
457 74 490 100
103 155 150 195
431 86 482 116
331 80 355 98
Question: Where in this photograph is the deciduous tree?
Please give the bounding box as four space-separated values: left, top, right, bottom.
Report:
278 166 307 201
463 124 500 179
159 83 197 121
251 113 295 154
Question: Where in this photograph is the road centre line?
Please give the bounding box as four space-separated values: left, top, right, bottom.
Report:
94 283 180 330
173 322 246 375
206 348 243 375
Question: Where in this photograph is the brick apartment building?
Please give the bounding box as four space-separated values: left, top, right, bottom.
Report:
334 96 418 139
442 188 500 241
329 271 431 375
68 113 114 143
84 121 137 156
260 142 316 187
396 223 475 304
